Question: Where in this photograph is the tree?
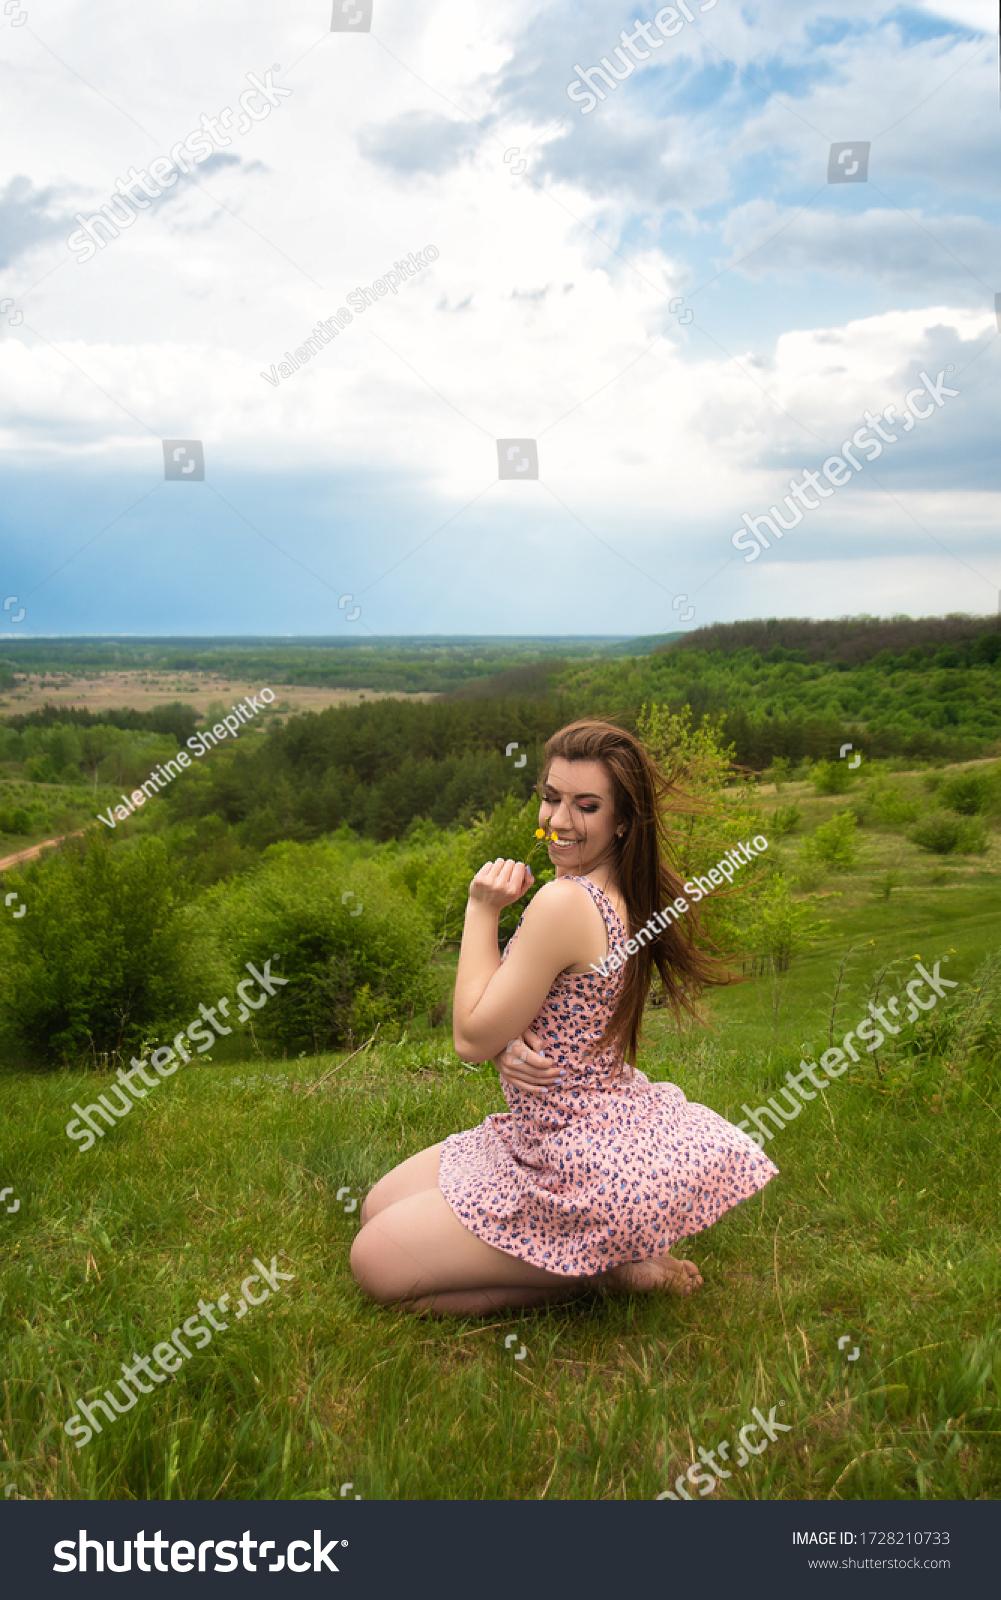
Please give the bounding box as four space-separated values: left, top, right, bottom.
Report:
79 725 128 792
738 874 828 1041
636 702 777 967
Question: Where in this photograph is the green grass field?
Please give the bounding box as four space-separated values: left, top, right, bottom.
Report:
2 766 999 1502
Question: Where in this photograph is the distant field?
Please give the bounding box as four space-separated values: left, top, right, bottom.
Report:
0 636 639 699
0 671 437 717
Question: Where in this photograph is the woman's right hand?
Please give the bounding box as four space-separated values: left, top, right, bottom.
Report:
494 1028 565 1098
468 857 535 917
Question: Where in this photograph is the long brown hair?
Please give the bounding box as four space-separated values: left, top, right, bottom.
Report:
538 718 736 1075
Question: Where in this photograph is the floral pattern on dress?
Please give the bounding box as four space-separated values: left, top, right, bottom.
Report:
438 876 778 1275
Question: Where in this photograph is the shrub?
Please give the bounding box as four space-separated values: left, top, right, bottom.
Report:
939 770 993 816
909 813 960 854
770 802 801 836
928 865 955 885
395 822 475 946
739 874 826 974
738 875 828 1042
810 760 853 795
810 810 858 870
909 813 989 855
24 755 61 784
868 784 920 826
202 841 439 1053
952 817 987 855
0 836 205 1065
0 807 32 835
873 868 902 900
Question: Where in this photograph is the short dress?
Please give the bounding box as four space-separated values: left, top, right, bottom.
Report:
438 875 778 1276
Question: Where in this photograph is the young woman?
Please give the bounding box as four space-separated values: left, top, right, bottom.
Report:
350 719 777 1315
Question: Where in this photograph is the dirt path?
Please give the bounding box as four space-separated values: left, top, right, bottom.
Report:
0 831 84 872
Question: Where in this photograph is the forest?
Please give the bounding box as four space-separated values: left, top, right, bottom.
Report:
2 615 998 854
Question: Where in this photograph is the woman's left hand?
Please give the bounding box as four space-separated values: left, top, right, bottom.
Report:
468 857 534 913
495 1028 563 1098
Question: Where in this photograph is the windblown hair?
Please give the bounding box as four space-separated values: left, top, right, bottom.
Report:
538 718 736 1076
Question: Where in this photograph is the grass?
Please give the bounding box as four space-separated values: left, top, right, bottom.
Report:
1 768 999 1502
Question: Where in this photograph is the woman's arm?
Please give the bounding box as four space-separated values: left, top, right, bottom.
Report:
452 860 601 1061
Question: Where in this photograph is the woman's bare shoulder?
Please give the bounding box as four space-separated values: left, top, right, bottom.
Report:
519 878 605 940
523 877 598 915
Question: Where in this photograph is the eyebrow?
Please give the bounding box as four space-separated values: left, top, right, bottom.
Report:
543 786 605 800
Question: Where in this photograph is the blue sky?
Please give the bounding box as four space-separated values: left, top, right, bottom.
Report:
0 0 998 640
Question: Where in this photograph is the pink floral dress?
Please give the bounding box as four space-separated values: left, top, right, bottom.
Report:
438 876 778 1276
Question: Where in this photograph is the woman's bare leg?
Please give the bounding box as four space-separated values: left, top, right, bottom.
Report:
351 1147 703 1313
350 1186 603 1315
359 1142 445 1226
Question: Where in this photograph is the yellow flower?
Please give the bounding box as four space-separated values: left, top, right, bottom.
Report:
535 828 545 838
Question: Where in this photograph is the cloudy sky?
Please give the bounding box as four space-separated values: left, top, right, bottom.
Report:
0 0 998 639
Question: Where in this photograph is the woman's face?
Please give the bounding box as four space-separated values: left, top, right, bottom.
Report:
539 758 620 880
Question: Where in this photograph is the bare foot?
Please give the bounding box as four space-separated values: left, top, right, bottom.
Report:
602 1254 703 1297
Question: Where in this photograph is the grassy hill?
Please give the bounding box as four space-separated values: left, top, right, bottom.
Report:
2 765 998 1501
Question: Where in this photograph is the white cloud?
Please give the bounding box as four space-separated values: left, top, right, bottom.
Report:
0 0 998 634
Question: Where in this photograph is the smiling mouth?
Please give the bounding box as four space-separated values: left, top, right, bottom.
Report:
549 836 582 849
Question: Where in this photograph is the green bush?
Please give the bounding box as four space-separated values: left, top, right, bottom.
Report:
738 873 826 973
24 755 61 784
909 813 989 855
810 809 858 870
202 841 440 1052
0 837 205 1065
939 770 994 816
394 822 475 947
952 817 988 855
810 760 854 795
910 813 962 854
868 784 920 826
873 868 902 900
0 807 32 835
770 802 802 836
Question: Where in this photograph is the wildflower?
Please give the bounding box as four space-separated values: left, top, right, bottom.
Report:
526 824 560 867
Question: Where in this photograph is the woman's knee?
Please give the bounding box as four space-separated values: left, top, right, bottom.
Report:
349 1225 384 1300
349 1222 415 1305
358 1175 391 1227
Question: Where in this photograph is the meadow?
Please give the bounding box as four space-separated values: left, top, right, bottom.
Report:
2 763 998 1503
